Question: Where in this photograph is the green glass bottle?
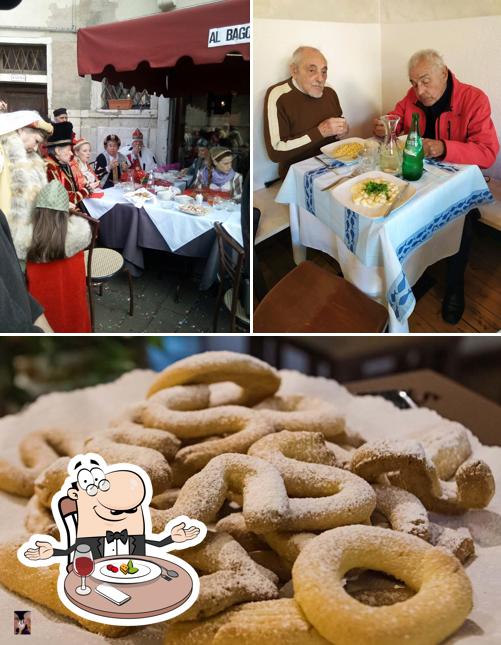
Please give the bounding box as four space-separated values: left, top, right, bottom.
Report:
402 113 424 181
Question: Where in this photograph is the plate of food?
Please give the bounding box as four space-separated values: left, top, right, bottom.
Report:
124 188 154 201
331 170 416 218
320 137 365 163
174 194 194 205
178 203 210 216
91 558 162 584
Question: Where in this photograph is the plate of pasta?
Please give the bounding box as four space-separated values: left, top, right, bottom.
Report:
320 137 365 163
331 171 416 218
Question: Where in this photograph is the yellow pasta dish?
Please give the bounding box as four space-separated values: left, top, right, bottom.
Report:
331 142 364 160
351 178 399 208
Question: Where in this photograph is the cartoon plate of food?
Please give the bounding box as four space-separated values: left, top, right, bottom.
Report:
92 558 162 584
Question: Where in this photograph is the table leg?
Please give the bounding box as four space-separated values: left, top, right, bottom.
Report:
289 204 307 265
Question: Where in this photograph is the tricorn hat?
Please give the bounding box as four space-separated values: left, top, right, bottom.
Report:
53 107 67 118
35 180 70 212
47 121 73 147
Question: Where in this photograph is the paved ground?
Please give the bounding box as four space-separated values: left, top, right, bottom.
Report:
92 252 242 333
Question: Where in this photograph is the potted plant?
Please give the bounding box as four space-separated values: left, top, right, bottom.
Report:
108 98 133 110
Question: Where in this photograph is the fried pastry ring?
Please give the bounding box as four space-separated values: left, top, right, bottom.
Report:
248 431 376 529
0 428 83 497
253 394 360 445
162 449 375 533
293 525 473 645
146 350 281 404
351 439 495 514
372 484 429 540
156 453 290 533
419 424 472 480
173 531 279 621
164 598 329 644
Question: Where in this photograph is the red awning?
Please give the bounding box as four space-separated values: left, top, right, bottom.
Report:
77 0 249 96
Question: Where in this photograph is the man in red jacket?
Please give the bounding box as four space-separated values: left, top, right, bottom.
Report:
374 49 499 324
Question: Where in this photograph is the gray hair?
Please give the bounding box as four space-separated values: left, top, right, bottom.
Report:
291 46 325 68
408 49 446 74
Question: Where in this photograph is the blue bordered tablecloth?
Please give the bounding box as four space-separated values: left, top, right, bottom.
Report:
276 155 493 331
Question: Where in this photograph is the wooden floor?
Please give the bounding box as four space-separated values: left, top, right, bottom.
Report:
255 222 501 333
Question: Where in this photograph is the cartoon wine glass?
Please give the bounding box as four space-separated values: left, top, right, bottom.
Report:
74 544 94 595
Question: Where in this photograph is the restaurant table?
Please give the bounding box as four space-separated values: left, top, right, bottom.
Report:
346 369 501 447
83 187 242 287
276 154 493 332
65 555 192 621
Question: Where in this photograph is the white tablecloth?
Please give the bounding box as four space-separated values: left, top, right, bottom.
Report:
83 187 242 252
277 155 493 332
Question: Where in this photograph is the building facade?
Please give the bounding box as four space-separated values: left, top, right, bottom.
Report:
0 0 243 165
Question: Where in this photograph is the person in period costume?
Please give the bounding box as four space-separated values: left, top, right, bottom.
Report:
124 128 157 172
0 110 53 260
95 134 128 188
373 49 499 324
180 137 210 188
25 180 91 333
263 46 349 178
46 121 92 207
70 137 100 193
193 146 243 201
52 107 68 123
0 208 52 332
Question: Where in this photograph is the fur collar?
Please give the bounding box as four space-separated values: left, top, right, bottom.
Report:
0 133 90 259
0 131 47 259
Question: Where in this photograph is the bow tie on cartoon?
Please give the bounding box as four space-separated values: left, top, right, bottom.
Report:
106 529 129 544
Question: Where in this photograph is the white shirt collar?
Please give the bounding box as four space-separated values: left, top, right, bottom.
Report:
292 77 324 98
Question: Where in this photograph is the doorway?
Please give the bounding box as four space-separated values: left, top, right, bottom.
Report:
0 82 48 116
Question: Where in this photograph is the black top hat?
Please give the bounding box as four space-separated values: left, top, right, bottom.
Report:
53 107 67 118
47 121 73 147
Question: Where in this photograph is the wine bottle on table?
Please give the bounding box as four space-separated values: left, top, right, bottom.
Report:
402 113 424 181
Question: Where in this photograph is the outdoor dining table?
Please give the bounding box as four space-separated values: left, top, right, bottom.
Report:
276 152 493 332
65 555 192 621
83 186 242 289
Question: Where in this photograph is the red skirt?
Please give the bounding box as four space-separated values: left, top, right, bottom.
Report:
26 251 91 333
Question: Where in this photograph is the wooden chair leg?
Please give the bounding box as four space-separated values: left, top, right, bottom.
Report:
230 287 238 333
87 277 95 332
212 280 224 332
124 268 134 316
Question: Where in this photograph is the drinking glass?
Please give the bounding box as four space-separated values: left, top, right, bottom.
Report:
359 140 380 173
73 544 94 595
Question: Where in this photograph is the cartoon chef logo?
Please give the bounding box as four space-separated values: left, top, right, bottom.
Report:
18 454 206 626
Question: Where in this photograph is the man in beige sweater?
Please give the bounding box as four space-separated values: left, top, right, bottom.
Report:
264 46 349 178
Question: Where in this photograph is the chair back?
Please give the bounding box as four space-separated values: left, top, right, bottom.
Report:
213 221 246 331
58 496 78 570
74 210 99 331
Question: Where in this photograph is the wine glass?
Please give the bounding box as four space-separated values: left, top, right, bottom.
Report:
74 544 94 595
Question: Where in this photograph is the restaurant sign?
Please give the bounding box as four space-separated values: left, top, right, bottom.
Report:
208 23 250 48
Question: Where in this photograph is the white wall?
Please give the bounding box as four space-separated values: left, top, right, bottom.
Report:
254 19 381 188
381 15 501 178
255 9 501 187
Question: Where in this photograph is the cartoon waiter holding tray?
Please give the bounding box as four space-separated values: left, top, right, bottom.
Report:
18 453 206 626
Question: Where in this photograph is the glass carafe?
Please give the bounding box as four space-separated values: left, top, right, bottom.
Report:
379 115 402 175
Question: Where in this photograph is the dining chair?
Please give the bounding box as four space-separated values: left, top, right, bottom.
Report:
213 221 249 332
253 260 388 333
77 211 134 331
84 248 134 331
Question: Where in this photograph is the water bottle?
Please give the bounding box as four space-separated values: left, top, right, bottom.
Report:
402 113 424 181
